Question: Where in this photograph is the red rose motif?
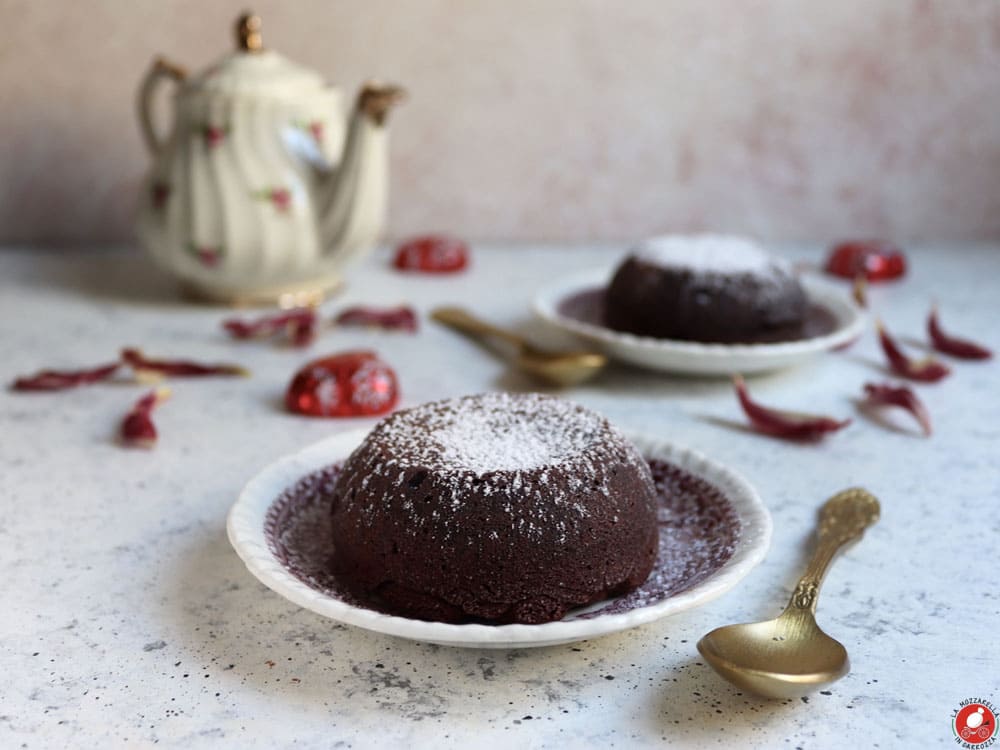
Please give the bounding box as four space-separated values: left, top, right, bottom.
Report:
253 187 293 213
187 244 223 268
308 121 324 144
270 188 292 212
203 125 227 148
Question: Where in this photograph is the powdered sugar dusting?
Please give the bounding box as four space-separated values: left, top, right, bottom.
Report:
632 234 779 274
370 392 616 474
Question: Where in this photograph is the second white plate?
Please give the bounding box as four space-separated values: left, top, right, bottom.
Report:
533 269 865 375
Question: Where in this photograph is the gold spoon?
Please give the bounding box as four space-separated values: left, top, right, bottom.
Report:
431 306 607 387
697 487 880 699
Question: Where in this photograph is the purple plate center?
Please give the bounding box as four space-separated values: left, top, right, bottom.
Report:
264 459 740 623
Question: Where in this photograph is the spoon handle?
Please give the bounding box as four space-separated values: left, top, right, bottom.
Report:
431 307 526 350
786 488 880 614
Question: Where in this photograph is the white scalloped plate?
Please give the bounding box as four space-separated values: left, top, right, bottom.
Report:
533 269 865 375
227 429 770 648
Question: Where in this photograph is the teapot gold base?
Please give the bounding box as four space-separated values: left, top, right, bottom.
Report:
180 276 343 309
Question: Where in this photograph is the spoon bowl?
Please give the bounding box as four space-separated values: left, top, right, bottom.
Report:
517 346 608 387
698 610 849 699
697 488 879 699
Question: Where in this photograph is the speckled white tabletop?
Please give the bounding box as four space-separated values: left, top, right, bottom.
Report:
2 244 998 749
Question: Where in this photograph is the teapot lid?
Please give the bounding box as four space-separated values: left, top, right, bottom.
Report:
184 13 327 97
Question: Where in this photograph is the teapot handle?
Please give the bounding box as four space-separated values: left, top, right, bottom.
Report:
138 57 187 156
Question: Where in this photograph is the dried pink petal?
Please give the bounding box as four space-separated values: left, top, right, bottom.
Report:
223 308 317 347
121 388 171 449
122 348 249 378
334 305 418 333
877 321 950 382
733 375 851 440
863 382 932 437
928 306 992 360
11 362 120 392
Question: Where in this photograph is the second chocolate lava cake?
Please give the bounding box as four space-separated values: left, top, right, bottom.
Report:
605 234 807 343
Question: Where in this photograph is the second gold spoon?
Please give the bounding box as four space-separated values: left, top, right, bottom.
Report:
431 306 607 387
697 487 880 699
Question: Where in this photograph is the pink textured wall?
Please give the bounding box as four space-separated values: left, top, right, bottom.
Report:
1 0 999 244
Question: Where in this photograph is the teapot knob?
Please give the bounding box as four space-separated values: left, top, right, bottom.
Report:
236 12 263 52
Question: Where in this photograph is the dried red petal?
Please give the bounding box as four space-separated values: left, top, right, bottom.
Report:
876 321 951 382
733 375 851 440
122 348 249 378
223 308 317 346
334 305 418 332
928 306 992 360
286 351 399 418
863 382 932 436
121 388 170 449
11 362 120 392
393 235 469 273
289 318 316 347
825 241 906 282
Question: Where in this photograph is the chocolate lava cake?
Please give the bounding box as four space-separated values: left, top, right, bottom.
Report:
328 392 659 625
605 235 807 343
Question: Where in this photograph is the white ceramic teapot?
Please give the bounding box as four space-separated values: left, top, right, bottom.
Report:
136 12 404 304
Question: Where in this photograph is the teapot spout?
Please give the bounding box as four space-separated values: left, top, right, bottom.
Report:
316 83 406 261
358 83 407 125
